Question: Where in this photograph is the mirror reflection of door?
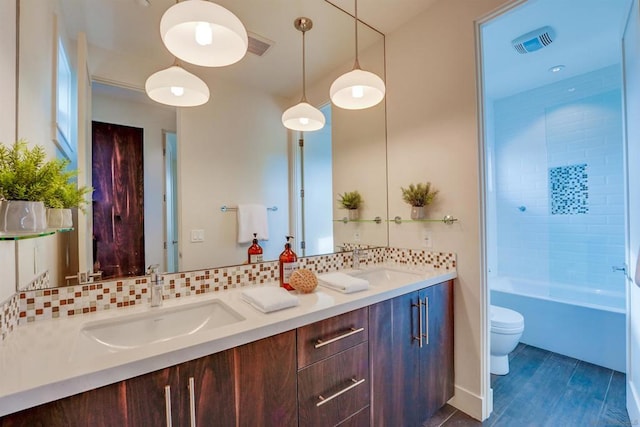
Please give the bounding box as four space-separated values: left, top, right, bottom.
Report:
164 131 178 273
92 121 145 279
297 103 333 257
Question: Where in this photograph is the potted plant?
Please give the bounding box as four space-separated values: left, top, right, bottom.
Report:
0 140 91 232
401 182 439 220
44 169 92 228
338 191 363 221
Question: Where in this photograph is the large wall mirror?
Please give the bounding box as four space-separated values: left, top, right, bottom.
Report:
16 0 388 290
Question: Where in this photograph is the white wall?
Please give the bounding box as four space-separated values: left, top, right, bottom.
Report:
385 0 511 419
92 88 176 273
178 78 290 269
0 0 17 302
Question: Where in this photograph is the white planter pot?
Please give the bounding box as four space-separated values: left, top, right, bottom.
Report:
47 208 73 228
0 200 48 233
410 206 425 220
348 209 359 221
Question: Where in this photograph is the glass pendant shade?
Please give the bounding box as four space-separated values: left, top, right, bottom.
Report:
330 68 385 110
145 65 210 107
160 0 248 67
282 101 326 131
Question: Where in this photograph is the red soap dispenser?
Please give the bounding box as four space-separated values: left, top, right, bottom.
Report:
279 235 298 291
248 233 263 264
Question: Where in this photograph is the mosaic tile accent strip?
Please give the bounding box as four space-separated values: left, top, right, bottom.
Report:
13 247 455 326
549 163 589 215
1 294 20 343
20 270 50 291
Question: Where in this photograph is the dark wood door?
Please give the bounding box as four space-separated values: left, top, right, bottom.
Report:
125 366 180 426
180 349 236 427
421 281 455 418
92 121 145 279
234 331 298 427
369 290 421 427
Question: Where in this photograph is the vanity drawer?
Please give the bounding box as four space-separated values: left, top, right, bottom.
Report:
297 307 368 368
297 342 369 427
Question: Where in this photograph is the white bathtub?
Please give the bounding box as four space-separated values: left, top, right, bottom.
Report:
490 276 626 372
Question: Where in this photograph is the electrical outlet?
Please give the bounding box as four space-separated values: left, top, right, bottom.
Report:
422 230 433 248
191 229 205 242
353 232 361 242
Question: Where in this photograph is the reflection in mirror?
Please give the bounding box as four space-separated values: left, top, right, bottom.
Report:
17 0 388 289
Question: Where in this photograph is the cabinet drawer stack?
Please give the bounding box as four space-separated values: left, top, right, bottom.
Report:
296 307 369 427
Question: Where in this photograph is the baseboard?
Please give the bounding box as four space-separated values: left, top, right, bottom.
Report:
448 384 484 421
628 380 640 426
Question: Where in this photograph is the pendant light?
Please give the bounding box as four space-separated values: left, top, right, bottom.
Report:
330 0 385 110
160 0 248 67
282 17 326 132
145 62 210 107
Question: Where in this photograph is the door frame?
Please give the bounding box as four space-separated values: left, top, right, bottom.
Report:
163 130 178 273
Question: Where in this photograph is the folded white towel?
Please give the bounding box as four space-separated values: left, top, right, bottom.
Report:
237 204 269 244
318 272 370 294
241 287 299 313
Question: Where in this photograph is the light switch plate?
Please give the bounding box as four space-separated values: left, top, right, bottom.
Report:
191 229 205 242
422 230 433 248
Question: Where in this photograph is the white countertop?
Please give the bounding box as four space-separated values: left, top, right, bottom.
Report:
0 264 456 417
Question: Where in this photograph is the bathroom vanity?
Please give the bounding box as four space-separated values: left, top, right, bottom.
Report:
0 266 455 426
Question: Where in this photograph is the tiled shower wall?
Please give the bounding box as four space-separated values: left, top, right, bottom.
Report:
488 65 624 292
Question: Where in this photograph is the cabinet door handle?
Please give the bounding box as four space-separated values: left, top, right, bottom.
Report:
316 378 366 407
164 385 172 427
423 296 429 345
188 377 197 427
314 327 365 348
412 299 424 348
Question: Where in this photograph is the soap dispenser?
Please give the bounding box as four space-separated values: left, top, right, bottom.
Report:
279 235 298 291
248 233 264 264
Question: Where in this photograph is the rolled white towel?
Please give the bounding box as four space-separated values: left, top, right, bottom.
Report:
318 272 370 294
241 287 299 313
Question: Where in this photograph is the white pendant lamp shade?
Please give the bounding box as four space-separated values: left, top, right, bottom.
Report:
160 0 248 67
282 101 326 131
145 65 210 107
330 68 385 110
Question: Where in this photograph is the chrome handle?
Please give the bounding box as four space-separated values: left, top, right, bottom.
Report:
188 377 196 427
412 299 424 348
164 385 172 427
315 327 365 348
423 296 429 345
316 378 366 407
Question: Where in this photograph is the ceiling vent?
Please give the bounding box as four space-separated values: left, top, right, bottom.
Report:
247 32 274 57
512 26 555 54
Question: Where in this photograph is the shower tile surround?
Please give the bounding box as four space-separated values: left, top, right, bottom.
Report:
490 65 624 292
0 247 456 340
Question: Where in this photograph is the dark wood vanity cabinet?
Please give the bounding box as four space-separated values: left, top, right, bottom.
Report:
369 280 454 427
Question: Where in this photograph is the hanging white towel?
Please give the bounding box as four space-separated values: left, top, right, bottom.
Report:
317 272 370 294
237 204 269 244
241 287 299 313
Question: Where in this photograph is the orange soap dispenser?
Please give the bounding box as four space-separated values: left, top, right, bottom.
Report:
279 235 298 291
248 233 263 264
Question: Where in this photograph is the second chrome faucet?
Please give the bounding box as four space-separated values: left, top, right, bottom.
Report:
147 264 164 307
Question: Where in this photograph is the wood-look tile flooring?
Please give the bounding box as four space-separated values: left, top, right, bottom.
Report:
425 343 632 427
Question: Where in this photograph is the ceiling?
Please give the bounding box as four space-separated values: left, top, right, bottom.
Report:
58 0 439 100
482 0 633 100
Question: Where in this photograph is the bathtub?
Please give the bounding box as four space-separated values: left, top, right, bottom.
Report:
490 276 626 372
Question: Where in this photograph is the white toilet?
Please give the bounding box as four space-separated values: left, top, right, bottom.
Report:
490 305 525 375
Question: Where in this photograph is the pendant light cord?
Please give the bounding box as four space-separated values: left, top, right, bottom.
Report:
353 0 360 70
302 29 307 102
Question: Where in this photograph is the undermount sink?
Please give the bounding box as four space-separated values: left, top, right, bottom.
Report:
347 267 425 286
73 299 245 359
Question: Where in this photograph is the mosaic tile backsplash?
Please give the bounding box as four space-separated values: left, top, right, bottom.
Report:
549 163 589 215
1 247 456 341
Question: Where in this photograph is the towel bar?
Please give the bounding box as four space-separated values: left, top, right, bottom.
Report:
220 205 278 212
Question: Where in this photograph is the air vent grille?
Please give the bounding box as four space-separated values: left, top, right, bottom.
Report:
247 32 274 57
512 26 555 54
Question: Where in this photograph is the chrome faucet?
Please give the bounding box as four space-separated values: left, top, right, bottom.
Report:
147 264 163 307
352 248 367 269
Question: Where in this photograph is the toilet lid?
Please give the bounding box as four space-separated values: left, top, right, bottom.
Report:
490 305 524 330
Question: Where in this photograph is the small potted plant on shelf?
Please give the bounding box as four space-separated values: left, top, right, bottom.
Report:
401 181 439 220
0 140 91 232
44 168 92 228
338 190 363 221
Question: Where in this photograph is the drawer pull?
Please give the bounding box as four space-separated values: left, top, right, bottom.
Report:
164 385 172 427
314 327 365 349
316 378 366 407
188 377 196 427
412 299 424 348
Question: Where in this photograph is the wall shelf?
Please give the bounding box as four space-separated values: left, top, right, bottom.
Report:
0 228 74 241
333 216 383 224
389 215 457 225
